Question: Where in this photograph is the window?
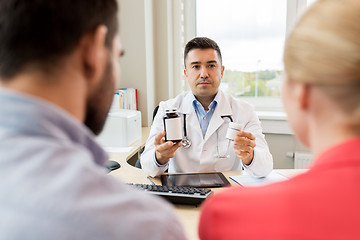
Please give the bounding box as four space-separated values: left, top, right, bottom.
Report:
307 0 317 7
195 0 310 111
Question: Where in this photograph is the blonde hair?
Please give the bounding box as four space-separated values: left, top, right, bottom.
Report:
284 0 360 133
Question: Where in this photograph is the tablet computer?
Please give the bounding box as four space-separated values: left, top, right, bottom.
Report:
161 172 231 188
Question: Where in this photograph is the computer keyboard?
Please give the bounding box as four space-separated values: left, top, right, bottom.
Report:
128 183 213 206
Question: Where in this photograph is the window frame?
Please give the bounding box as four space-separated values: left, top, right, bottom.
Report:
180 0 309 113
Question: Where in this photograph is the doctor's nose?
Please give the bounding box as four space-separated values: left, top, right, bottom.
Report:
200 68 209 78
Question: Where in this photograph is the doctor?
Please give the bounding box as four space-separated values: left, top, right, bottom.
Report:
140 37 273 177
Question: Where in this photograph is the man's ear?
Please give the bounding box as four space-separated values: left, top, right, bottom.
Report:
220 65 225 79
81 25 108 86
184 68 188 78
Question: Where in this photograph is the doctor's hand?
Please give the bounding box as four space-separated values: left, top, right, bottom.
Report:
233 131 256 165
154 131 182 165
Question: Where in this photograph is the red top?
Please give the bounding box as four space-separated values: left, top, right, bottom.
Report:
199 137 360 240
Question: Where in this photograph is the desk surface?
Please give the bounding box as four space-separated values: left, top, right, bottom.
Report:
108 127 307 240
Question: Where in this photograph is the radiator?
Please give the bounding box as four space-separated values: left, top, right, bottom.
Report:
287 151 313 169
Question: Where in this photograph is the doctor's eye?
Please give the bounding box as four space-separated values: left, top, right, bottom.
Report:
192 65 200 69
208 64 216 68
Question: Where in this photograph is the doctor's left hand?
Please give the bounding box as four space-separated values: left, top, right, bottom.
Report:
233 131 256 165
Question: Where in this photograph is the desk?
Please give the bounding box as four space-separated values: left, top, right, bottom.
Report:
108 127 307 240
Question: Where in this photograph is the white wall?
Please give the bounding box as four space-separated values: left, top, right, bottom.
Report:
265 133 310 169
118 0 151 126
118 0 188 126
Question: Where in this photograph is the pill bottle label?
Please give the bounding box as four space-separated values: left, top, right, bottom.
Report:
164 118 182 142
226 128 238 140
226 123 242 141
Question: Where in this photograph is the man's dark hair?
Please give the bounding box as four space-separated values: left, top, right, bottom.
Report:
0 0 118 80
184 37 222 66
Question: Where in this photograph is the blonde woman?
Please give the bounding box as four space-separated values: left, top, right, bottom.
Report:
199 0 360 239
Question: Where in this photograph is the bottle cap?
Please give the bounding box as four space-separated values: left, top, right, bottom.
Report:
165 108 177 113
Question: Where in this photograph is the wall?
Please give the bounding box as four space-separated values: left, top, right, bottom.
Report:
118 0 151 126
260 116 310 168
264 133 310 169
118 0 184 126
153 0 171 107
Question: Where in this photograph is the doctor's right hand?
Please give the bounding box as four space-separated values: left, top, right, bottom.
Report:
154 131 182 165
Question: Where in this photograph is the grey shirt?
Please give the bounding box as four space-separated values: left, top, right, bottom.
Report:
0 88 185 240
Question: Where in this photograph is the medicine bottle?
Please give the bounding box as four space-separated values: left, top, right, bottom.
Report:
163 108 182 143
226 122 242 141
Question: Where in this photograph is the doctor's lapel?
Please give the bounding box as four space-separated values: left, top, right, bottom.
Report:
204 92 233 141
204 113 224 141
178 94 203 139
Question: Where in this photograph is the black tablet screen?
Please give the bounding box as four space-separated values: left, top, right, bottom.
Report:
161 172 230 188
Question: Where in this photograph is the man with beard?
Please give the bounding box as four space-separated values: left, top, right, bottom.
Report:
141 37 273 177
0 1 185 239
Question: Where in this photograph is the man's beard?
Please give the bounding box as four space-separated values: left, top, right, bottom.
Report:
84 59 115 135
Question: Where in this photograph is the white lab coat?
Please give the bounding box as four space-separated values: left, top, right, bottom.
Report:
140 90 273 177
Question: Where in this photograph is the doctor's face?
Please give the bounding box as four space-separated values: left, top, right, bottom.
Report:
184 48 224 100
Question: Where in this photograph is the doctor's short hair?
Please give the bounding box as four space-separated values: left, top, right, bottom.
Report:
0 0 118 80
184 37 222 67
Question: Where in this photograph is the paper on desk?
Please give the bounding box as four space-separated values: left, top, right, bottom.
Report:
229 171 288 187
102 146 134 153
